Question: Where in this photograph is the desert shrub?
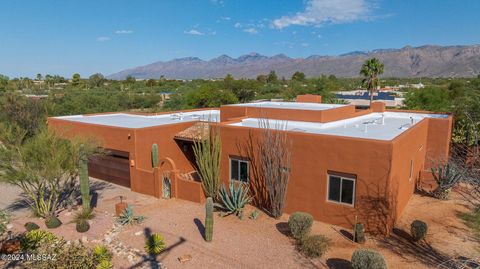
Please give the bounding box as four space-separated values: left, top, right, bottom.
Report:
96 260 113 269
20 230 56 251
217 181 252 219
298 234 331 258
288 212 313 240
410 220 428 241
25 239 96 269
351 249 387 269
45 215 62 229
354 222 366 243
145 233 166 255
24 222 40 231
117 205 145 225
93 245 112 263
0 209 11 235
0 128 99 218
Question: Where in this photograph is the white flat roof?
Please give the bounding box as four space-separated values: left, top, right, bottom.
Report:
228 101 347 111
55 110 220 129
229 111 448 141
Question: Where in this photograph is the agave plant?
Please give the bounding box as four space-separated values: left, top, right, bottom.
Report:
431 162 463 200
216 181 252 218
117 205 145 225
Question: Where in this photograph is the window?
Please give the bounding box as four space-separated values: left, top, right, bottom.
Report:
327 174 355 206
409 160 414 181
230 158 249 183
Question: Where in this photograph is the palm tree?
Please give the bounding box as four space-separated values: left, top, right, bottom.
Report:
360 58 384 107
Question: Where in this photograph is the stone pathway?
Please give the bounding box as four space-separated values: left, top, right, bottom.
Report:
91 222 165 269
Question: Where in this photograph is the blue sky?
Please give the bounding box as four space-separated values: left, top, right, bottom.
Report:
1 0 479 78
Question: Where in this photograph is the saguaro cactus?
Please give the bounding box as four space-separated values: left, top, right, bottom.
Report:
79 144 90 210
152 143 159 168
205 197 213 242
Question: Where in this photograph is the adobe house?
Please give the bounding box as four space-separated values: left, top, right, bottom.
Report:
48 95 452 234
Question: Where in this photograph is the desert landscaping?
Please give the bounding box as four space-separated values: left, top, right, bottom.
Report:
0 178 478 269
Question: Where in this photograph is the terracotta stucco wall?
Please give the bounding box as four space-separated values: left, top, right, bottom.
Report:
220 104 361 123
389 119 429 225
425 116 453 168
219 124 394 233
296 94 322 103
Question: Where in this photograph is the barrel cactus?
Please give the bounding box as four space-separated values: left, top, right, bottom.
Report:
410 220 428 241
205 197 214 242
152 143 159 168
24 222 40 231
76 219 90 233
45 216 62 229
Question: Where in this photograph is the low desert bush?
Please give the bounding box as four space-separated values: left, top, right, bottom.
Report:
45 215 62 229
351 249 387 269
145 233 166 255
298 234 331 258
93 245 112 263
24 222 40 231
410 220 428 241
20 230 56 251
0 209 11 236
288 212 313 240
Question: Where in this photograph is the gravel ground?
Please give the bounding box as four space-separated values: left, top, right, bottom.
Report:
4 179 479 269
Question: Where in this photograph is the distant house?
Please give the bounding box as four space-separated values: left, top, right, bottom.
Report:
335 90 404 107
48 94 452 234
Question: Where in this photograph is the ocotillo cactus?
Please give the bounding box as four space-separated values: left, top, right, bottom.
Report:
205 197 213 242
79 144 90 210
152 143 159 168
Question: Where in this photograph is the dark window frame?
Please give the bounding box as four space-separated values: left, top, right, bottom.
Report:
327 173 356 207
229 157 249 183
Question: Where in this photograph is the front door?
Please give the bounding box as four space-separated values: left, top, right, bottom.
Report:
162 176 171 199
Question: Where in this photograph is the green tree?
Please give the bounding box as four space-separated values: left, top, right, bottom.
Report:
124 75 136 88
0 74 9 90
146 79 156 88
267 70 278 84
256 74 267 84
224 74 234 89
72 73 81 87
291 71 306 81
404 86 451 112
0 128 98 218
88 73 105 88
0 93 45 137
360 58 384 107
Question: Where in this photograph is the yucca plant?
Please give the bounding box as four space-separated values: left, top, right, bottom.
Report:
216 181 252 218
431 162 463 200
145 233 166 255
117 205 145 225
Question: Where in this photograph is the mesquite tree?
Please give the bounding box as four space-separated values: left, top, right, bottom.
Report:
0 126 97 218
193 126 221 201
258 118 292 218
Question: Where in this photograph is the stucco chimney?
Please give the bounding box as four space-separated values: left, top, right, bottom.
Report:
371 102 386 112
296 94 322 103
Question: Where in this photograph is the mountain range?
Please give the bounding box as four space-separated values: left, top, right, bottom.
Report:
108 45 480 79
